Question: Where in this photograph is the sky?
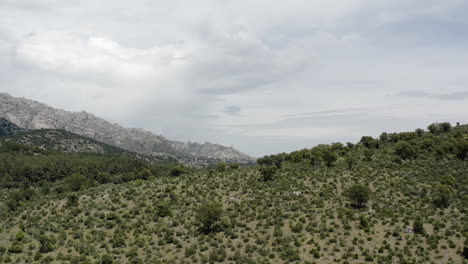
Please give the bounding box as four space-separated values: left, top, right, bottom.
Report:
1 0 468 157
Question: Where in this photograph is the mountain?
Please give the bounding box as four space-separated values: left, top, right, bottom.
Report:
0 117 25 136
0 92 255 165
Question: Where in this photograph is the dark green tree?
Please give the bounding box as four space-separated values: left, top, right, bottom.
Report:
321 149 337 167
170 166 188 177
345 184 371 209
66 194 79 207
454 139 468 160
196 201 224 233
360 136 380 149
439 122 451 133
432 184 453 208
344 154 357 170
63 173 87 192
395 141 417 160
427 123 440 134
258 165 277 181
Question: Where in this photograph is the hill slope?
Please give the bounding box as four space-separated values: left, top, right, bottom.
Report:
0 92 254 165
0 128 173 163
0 122 466 263
0 118 25 136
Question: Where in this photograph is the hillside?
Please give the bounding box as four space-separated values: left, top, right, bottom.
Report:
0 128 174 164
0 118 25 137
0 122 467 263
0 93 255 165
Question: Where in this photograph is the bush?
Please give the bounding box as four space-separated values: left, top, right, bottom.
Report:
155 202 172 218
100 254 114 264
413 217 425 234
8 244 23 253
66 194 79 207
38 235 55 253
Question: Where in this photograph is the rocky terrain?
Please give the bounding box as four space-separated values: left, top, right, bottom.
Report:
0 93 255 165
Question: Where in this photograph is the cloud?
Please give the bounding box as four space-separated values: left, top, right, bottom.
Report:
223 106 241 116
1 0 468 156
397 90 468 100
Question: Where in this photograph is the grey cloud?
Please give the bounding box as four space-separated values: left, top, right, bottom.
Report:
397 90 468 100
1 0 468 157
223 106 241 116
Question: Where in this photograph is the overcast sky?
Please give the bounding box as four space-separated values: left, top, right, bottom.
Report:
1 0 468 157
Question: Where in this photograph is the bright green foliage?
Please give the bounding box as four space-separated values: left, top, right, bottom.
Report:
345 184 371 208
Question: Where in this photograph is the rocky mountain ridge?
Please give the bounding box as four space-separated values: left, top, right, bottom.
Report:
0 92 255 164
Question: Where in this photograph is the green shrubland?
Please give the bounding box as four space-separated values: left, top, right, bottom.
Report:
0 123 466 263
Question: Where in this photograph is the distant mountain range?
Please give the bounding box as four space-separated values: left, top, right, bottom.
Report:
0 93 255 165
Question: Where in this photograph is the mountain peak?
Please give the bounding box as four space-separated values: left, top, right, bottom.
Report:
0 93 255 165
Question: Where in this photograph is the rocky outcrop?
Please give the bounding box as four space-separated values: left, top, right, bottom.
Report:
0 92 255 164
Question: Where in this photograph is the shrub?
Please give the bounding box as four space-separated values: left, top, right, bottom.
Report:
66 194 79 207
38 235 55 253
155 202 172 218
8 244 23 253
413 217 425 234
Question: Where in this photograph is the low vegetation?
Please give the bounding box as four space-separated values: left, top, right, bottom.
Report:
0 122 466 263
